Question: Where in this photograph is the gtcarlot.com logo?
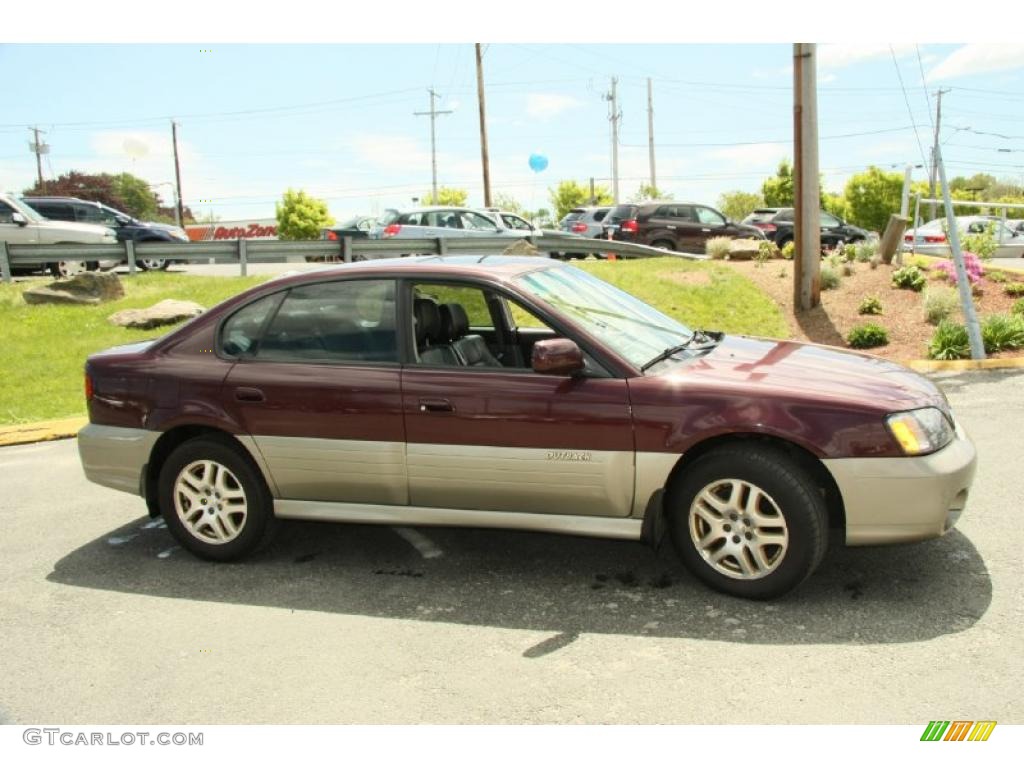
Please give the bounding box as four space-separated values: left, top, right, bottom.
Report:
920 720 997 742
23 729 203 747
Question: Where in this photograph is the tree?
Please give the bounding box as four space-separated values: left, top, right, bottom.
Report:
630 183 668 203
843 166 904 232
718 190 764 222
111 173 159 220
549 180 613 221
761 161 794 207
822 192 849 221
275 188 333 240
492 192 523 214
22 170 172 221
421 187 468 206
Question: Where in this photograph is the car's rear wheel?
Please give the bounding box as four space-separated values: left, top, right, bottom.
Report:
139 258 169 271
158 437 275 561
667 444 827 599
651 239 676 251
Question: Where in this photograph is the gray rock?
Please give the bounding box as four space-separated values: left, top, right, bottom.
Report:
23 271 125 306
108 299 205 329
727 238 762 261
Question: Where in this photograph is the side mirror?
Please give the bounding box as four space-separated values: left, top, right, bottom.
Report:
532 338 585 376
11 212 27 226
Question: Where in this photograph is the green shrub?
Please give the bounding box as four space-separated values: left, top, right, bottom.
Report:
891 264 926 292
706 236 732 260
842 243 858 262
1013 298 1024 319
1004 282 1024 297
826 253 842 271
858 295 883 315
961 223 998 260
820 265 841 290
847 323 889 349
842 262 855 277
981 314 1024 353
854 241 876 263
781 241 795 260
755 240 777 267
928 321 970 360
922 287 959 326
988 270 1009 284
869 255 881 270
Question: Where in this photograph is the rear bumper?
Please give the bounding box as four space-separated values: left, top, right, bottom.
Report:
823 424 977 545
78 423 159 496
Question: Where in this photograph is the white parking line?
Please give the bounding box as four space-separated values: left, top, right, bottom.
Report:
392 527 444 559
140 519 166 530
157 546 180 559
106 535 137 546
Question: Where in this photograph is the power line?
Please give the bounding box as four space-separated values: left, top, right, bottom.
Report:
889 45 931 170
621 125 915 148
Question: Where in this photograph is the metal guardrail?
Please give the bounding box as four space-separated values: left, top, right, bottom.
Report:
0 235 705 283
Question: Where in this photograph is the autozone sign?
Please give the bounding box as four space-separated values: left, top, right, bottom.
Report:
186 219 278 241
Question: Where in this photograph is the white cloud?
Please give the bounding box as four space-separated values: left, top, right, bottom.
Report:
525 94 584 120
818 43 916 70
928 44 1024 81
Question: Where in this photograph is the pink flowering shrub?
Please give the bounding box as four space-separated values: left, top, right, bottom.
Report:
935 251 984 285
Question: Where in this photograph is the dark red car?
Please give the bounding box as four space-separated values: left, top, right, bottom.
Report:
78 256 977 599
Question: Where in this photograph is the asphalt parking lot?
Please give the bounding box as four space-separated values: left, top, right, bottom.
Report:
0 367 1021 725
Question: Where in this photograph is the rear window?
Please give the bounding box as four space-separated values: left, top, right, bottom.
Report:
746 209 782 224
561 210 584 224
591 209 609 222
604 205 638 224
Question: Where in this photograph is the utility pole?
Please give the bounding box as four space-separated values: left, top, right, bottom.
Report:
793 43 821 311
647 78 657 193
604 77 621 204
900 164 913 217
171 121 185 227
475 44 492 208
928 88 950 220
414 88 453 203
28 127 48 190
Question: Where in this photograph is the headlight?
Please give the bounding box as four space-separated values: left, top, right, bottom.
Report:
886 407 954 455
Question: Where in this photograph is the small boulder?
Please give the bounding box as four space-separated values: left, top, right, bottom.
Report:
23 272 125 306
728 239 762 261
108 299 205 329
502 239 540 256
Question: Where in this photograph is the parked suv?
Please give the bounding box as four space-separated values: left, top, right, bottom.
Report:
372 207 520 242
560 206 610 239
603 201 764 253
742 207 871 249
0 193 118 276
25 197 188 271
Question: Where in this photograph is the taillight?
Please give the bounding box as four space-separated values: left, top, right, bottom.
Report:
571 222 587 233
904 234 913 242
924 234 947 243
326 230 338 241
621 219 638 234
84 373 94 401
754 223 777 233
383 223 402 238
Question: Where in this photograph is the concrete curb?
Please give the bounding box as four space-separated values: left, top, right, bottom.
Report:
0 417 87 447
904 356 1024 373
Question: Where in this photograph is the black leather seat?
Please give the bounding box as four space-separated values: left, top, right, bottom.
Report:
414 297 459 365
444 302 502 367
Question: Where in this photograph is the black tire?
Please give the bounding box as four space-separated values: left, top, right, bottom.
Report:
157 436 276 561
777 235 793 248
666 444 828 600
651 239 676 251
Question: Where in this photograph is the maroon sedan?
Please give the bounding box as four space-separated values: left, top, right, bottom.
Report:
78 256 977 599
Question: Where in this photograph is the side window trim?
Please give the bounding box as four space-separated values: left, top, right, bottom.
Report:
216 290 287 360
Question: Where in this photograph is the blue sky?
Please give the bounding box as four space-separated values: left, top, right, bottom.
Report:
2 42 1023 222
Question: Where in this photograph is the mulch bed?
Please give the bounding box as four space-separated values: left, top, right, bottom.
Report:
721 257 1023 362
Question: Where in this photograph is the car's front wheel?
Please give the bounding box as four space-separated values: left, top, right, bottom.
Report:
158 437 276 561
667 444 827 599
139 258 169 271
50 259 89 278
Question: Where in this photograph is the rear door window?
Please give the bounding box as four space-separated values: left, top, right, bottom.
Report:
696 207 726 226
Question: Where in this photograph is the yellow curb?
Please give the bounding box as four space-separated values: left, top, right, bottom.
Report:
904 356 1024 373
0 416 87 447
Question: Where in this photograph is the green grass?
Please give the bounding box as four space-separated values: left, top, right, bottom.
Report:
0 258 785 426
0 272 266 424
578 258 787 337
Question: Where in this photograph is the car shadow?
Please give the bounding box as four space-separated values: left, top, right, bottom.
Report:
47 516 991 650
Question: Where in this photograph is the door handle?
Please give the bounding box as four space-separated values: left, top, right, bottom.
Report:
418 398 454 413
667 225 676 230
234 387 265 403
702 228 712 233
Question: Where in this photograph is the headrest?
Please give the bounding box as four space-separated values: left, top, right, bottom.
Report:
444 303 470 338
414 298 440 345
436 303 456 344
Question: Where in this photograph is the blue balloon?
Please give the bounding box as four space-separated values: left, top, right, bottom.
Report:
528 153 549 173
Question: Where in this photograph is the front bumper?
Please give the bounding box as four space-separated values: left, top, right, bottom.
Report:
823 423 977 545
78 423 159 496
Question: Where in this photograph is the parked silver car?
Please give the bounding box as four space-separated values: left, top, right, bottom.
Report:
373 207 521 241
0 193 119 276
903 216 1024 259
560 206 611 239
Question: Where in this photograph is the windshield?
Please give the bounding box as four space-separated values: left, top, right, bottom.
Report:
513 265 694 370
